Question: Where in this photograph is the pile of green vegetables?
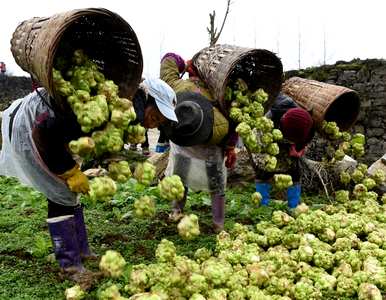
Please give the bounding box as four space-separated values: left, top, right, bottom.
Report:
65 174 386 300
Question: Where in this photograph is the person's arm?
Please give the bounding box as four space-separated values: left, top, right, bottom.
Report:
32 113 89 193
160 53 185 91
131 88 146 125
223 122 238 168
32 114 81 174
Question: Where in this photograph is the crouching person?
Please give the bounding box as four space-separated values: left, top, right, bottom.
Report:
253 93 315 210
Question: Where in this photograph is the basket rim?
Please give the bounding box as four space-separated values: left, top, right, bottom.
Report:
194 45 283 97
49 8 140 100
219 48 282 99
283 76 361 130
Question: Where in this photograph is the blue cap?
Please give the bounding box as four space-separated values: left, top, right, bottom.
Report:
143 78 178 122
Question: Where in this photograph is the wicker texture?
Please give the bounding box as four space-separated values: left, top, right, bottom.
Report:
10 8 143 113
192 44 283 115
282 77 360 130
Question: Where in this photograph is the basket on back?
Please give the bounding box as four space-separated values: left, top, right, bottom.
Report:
10 8 143 114
192 44 283 115
282 77 360 131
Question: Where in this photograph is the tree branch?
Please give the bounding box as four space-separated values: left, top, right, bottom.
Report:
212 0 231 46
207 0 232 46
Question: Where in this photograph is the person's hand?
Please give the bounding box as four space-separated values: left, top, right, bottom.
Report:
289 144 306 158
225 147 237 168
58 164 90 194
185 59 198 78
161 53 185 73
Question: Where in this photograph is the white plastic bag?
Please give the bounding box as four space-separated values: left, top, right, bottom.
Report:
0 89 78 206
165 142 226 193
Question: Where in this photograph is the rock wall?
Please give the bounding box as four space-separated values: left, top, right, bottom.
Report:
286 59 386 165
0 75 32 111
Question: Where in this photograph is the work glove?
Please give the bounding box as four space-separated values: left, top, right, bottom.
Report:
224 146 237 169
161 53 186 73
58 164 90 194
289 144 306 158
185 59 198 78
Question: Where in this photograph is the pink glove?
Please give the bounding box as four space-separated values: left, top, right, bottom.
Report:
289 144 306 158
161 53 186 73
225 147 237 169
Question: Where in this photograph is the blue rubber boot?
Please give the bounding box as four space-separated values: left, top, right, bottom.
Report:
255 182 271 206
287 184 301 209
156 143 170 153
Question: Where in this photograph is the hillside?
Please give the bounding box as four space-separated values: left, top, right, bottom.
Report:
0 75 32 111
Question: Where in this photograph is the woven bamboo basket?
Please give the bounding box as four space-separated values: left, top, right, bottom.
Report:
282 77 360 131
10 8 143 113
192 44 283 115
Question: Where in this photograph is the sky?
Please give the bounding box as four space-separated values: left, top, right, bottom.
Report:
1 0 385 78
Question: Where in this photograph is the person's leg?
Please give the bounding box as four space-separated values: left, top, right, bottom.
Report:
158 129 167 143
141 130 150 155
287 159 302 209
205 148 226 232
46 200 84 272
169 154 191 221
73 205 97 260
255 181 272 206
155 129 170 153
170 186 188 221
211 192 225 233
255 168 273 206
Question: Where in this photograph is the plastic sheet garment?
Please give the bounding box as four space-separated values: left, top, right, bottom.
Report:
0 89 78 206
165 142 226 194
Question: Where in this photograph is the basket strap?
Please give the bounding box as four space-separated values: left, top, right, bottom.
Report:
8 102 23 142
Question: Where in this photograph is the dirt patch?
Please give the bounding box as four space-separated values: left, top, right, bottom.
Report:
100 233 129 245
1 249 33 260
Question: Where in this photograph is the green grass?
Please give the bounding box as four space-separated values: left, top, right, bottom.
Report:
0 176 326 299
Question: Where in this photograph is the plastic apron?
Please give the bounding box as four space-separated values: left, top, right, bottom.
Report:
165 142 227 194
0 89 78 206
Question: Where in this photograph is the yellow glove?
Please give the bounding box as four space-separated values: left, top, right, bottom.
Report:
58 164 90 194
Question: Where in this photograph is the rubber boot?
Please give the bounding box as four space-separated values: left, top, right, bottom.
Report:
212 193 225 233
155 143 170 153
47 215 84 273
169 187 188 222
73 206 97 261
256 182 271 206
287 183 301 209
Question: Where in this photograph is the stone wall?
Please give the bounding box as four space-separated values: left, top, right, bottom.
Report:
285 59 386 165
0 75 32 111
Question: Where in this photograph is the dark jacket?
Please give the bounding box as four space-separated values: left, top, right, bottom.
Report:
267 92 298 128
268 92 315 148
132 88 147 125
32 102 82 175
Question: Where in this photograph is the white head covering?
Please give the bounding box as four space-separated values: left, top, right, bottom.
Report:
142 78 178 122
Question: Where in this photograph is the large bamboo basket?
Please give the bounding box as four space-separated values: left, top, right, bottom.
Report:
282 77 360 131
10 8 143 113
192 44 283 115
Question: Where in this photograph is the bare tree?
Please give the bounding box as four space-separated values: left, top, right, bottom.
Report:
207 0 232 46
